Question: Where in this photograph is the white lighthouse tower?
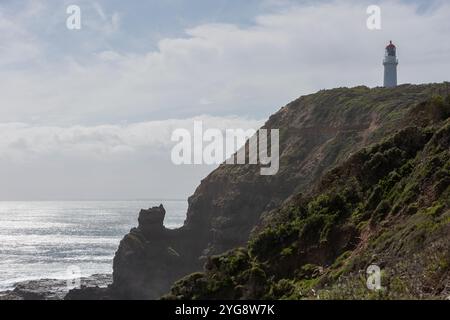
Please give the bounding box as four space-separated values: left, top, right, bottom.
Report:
383 41 398 88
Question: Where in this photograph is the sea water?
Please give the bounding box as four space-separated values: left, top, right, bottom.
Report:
0 200 187 290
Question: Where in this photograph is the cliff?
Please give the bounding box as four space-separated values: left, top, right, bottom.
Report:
68 83 450 299
166 93 450 300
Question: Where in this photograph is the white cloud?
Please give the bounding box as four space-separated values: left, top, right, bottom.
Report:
0 1 449 126
0 115 262 200
0 116 263 161
90 2 121 35
0 8 42 66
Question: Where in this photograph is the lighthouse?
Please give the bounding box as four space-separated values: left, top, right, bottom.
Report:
383 41 398 88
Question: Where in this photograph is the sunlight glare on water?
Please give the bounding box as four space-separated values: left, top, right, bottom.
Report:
0 200 187 290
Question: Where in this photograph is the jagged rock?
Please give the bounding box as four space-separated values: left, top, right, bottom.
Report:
110 205 200 299
0 274 111 300
65 286 112 300
137 205 166 237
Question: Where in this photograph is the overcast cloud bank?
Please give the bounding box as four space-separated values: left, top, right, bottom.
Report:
0 0 448 199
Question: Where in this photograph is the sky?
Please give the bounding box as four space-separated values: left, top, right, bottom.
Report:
0 0 449 200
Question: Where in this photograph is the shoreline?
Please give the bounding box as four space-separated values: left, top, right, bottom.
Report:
0 274 112 300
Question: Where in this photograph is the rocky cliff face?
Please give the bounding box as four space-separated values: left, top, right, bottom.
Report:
167 94 450 300
106 83 450 299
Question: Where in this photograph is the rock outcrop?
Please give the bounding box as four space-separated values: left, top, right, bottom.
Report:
110 205 201 299
0 274 111 300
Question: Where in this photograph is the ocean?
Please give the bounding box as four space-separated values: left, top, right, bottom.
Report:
0 200 187 291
